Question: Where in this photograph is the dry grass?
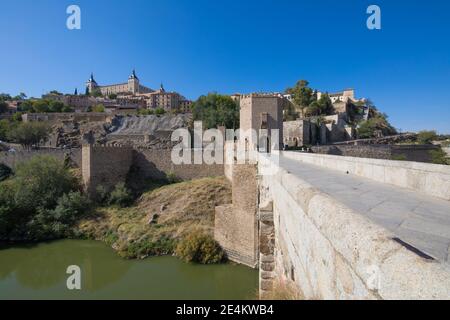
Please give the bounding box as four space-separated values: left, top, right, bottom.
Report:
75 176 231 259
260 280 305 300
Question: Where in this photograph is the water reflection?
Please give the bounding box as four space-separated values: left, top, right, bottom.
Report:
0 240 258 300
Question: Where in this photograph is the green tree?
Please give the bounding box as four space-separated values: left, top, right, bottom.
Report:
90 88 103 98
285 80 316 108
32 100 50 113
0 156 82 240
0 93 12 102
91 104 105 112
155 108 166 115
109 183 134 208
9 122 50 149
0 164 12 182
0 119 11 141
48 101 65 113
108 93 118 100
0 101 8 114
192 93 239 129
358 113 397 139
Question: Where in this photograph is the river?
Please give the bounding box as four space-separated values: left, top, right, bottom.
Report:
0 239 258 300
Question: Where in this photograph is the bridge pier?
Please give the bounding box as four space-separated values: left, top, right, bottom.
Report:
258 201 275 298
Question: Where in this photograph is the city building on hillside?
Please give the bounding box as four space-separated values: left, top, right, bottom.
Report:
317 88 365 104
137 84 192 112
43 93 144 112
86 70 153 95
86 71 192 113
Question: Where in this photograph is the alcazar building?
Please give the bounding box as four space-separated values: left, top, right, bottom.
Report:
86 70 153 96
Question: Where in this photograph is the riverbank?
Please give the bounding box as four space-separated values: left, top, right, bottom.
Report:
74 176 232 260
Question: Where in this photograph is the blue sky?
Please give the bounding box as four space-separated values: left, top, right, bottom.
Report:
0 0 449 133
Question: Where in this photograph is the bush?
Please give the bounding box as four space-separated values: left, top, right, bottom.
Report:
14 155 78 210
417 130 437 145
27 191 91 239
155 108 166 115
109 183 134 208
175 232 224 264
91 104 105 113
0 156 80 240
0 163 12 182
8 122 50 149
95 185 110 205
166 171 180 184
430 149 449 165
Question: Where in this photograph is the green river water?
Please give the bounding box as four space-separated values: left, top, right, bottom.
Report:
0 239 258 300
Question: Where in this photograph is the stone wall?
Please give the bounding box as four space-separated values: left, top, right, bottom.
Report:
311 144 440 163
283 151 450 201
134 149 224 181
214 163 259 268
0 148 81 169
82 145 134 196
258 153 450 299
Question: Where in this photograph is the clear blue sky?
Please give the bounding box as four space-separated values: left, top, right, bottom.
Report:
0 0 449 133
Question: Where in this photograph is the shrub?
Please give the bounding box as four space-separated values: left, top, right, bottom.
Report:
430 149 449 165
392 154 407 161
0 163 12 182
27 191 91 239
95 185 110 205
91 104 105 113
14 155 78 210
166 171 180 184
8 122 50 149
155 108 166 115
417 130 437 145
109 183 134 208
175 232 224 264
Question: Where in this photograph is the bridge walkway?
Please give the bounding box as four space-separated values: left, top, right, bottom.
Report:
278 155 450 265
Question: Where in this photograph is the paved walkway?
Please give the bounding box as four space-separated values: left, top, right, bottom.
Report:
279 156 450 265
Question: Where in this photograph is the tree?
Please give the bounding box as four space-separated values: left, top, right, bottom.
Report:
0 101 8 114
13 92 27 100
0 164 12 182
90 88 103 98
32 100 50 113
91 104 105 113
155 108 166 115
48 101 64 113
0 155 82 240
9 122 50 149
0 119 14 141
192 93 239 129
0 93 12 102
108 93 118 100
358 113 397 139
285 80 316 109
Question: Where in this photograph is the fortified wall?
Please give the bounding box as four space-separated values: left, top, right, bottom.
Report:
214 93 450 299
311 144 440 164
81 145 134 196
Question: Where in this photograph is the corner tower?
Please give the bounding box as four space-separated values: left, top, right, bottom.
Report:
128 69 140 94
86 73 98 94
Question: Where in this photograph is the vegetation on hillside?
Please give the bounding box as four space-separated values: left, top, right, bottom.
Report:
357 112 397 139
75 176 231 261
0 155 85 240
0 155 230 264
192 93 239 129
